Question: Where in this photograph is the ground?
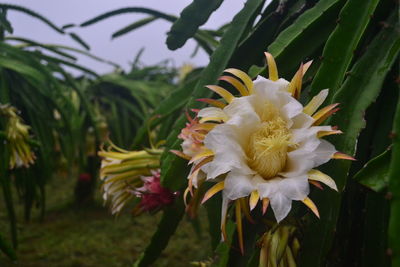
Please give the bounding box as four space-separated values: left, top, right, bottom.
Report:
0 174 211 266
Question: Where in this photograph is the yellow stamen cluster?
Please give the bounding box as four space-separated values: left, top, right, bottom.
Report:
246 102 291 178
247 118 291 179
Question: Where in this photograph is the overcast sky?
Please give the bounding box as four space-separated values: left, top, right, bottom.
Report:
5 1 245 74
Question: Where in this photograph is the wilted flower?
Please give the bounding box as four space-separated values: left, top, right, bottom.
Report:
132 170 177 215
98 142 163 214
175 53 353 252
0 104 35 169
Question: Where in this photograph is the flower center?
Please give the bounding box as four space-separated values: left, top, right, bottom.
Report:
246 103 291 179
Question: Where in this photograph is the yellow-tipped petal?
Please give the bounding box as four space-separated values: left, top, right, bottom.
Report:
199 116 227 123
235 200 245 255
264 52 279 81
197 98 226 108
288 64 303 99
312 103 340 125
219 75 249 96
262 198 270 215
224 68 254 94
170 150 191 160
189 149 214 164
303 89 329 115
249 190 259 211
317 129 343 138
206 85 235 103
302 197 320 218
102 170 143 184
191 123 217 132
332 152 356 161
308 169 338 191
201 181 225 204
302 60 313 75
183 187 190 206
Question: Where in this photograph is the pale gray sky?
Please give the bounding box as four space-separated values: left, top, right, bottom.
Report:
5 1 245 74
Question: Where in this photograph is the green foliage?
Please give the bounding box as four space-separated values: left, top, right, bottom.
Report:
300 11 400 267
78 7 220 55
388 81 400 266
310 0 380 98
112 17 157 39
268 0 345 76
0 3 90 50
353 149 391 192
0 1 399 266
166 0 224 50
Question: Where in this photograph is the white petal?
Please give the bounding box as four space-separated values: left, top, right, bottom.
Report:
198 107 227 120
291 126 332 144
281 148 317 177
223 95 257 120
303 89 329 115
220 194 230 241
223 96 261 143
277 175 309 200
203 124 252 179
255 175 309 201
312 139 337 167
281 98 303 123
253 76 290 93
270 193 292 222
224 171 255 200
254 175 281 197
290 112 314 129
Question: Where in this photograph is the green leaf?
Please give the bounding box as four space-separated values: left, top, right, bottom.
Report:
204 191 222 250
247 0 345 78
353 149 391 192
80 7 215 55
0 9 13 34
0 56 47 87
360 191 390 267
268 0 345 76
166 0 223 50
388 71 400 267
300 13 400 267
133 197 185 267
0 146 17 249
111 17 158 39
80 7 176 27
215 221 236 267
229 0 301 71
309 0 380 99
68 32 90 50
5 36 77 60
0 3 64 34
132 78 199 148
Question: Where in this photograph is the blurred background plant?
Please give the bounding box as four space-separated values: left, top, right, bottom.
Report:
0 0 399 266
